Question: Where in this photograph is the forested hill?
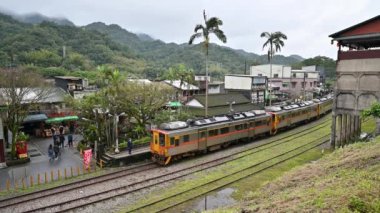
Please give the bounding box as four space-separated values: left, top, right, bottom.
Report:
85 22 303 76
0 12 305 80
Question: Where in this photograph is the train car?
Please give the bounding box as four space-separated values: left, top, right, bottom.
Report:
151 97 333 165
151 111 272 165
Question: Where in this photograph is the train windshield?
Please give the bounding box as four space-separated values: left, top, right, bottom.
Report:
159 133 166 146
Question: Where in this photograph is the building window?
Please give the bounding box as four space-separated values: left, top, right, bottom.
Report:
258 74 262 77
291 82 297 88
292 73 296 78
310 82 312 87
273 74 279 78
304 73 308 78
282 83 288 87
301 82 305 89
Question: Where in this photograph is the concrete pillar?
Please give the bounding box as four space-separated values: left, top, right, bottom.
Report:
343 114 347 146
355 116 360 139
338 114 342 148
351 115 355 141
331 114 337 149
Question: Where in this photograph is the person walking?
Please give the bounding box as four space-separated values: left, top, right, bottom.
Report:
59 124 65 135
127 138 132 155
68 134 73 148
59 134 65 148
53 141 60 159
48 144 54 162
51 126 56 143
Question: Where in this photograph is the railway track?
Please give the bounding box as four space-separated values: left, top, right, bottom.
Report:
0 115 332 212
132 136 331 212
0 162 157 209
3 117 331 212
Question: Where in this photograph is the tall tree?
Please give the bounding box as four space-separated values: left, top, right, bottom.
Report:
0 68 52 158
260 31 287 106
189 10 227 117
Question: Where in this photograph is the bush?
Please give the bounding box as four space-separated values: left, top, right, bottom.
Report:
133 136 151 146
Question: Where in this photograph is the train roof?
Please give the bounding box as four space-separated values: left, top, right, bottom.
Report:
155 96 333 134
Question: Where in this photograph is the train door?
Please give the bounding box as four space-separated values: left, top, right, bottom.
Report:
248 122 255 138
198 129 207 151
151 131 161 154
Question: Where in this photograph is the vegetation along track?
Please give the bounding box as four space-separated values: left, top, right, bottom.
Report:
13 117 333 212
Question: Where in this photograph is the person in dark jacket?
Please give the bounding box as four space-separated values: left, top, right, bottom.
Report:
68 134 73 147
48 144 54 162
127 138 132 155
53 142 60 159
59 134 65 148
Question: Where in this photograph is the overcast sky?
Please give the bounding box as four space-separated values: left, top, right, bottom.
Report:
0 0 378 59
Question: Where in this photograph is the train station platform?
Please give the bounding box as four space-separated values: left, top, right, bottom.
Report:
101 146 151 166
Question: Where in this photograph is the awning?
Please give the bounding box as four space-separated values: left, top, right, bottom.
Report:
23 114 48 123
167 101 182 107
45 115 79 124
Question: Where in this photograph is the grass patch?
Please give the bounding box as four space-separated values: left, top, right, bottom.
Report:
238 136 380 212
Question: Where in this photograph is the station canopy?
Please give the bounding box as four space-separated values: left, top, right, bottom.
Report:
45 115 79 124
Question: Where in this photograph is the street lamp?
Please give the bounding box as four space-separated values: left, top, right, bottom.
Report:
114 112 125 153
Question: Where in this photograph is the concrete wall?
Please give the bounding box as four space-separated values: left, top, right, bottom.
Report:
335 58 380 114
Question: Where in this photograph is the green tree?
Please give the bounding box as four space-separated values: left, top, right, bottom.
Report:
362 102 380 136
260 31 287 106
164 64 195 101
0 68 52 159
189 10 227 117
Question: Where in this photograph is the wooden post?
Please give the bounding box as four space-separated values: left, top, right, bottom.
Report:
30 176 34 187
331 114 337 149
51 170 54 182
38 173 41 185
71 167 73 177
64 168 67 179
22 178 26 189
88 164 91 173
83 164 86 174
77 166 80 176
45 172 48 183
100 160 103 169
6 179 10 191
14 179 18 190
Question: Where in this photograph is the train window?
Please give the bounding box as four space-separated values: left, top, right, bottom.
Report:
154 135 158 145
170 137 175 146
183 135 190 142
235 125 242 130
250 122 254 127
244 124 248 129
200 131 206 138
175 138 179 146
159 133 165 147
267 119 271 125
221 127 229 134
255 120 263 126
208 129 218 137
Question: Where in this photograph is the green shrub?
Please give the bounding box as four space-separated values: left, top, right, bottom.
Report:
348 196 373 213
133 136 151 145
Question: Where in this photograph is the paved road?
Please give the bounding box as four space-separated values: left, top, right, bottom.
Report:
0 134 84 188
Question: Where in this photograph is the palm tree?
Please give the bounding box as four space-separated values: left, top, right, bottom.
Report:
260 31 287 106
189 10 227 117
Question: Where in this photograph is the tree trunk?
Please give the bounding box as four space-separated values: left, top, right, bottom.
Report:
205 52 209 117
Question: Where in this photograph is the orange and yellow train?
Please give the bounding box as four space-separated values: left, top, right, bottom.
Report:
151 97 333 165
